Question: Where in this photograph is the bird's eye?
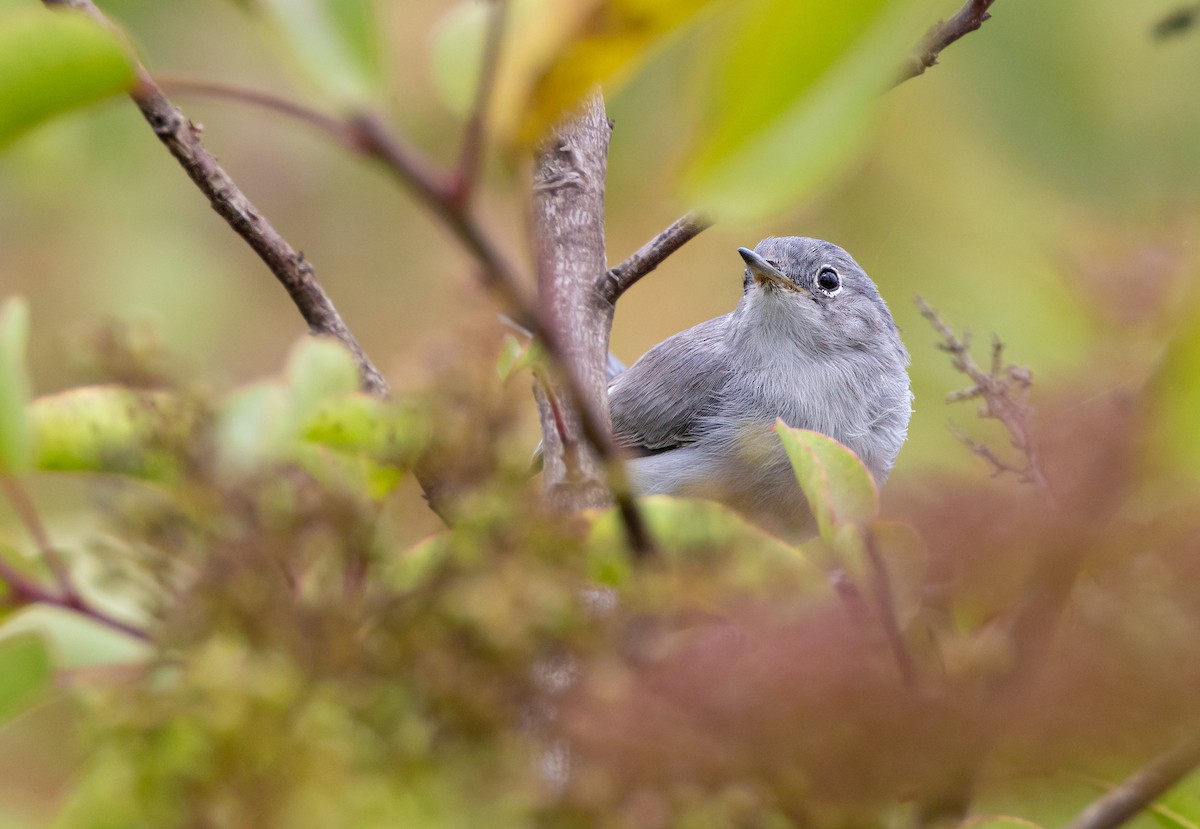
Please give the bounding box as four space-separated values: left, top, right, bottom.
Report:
816 267 841 295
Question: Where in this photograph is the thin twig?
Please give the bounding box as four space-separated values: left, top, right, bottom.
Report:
155 77 363 149
916 296 1050 493
0 544 150 642
0 476 76 600
42 0 389 398
1066 733 1200 829
865 530 918 689
894 0 998 86
599 212 713 305
452 0 509 205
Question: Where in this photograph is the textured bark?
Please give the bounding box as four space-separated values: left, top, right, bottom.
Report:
531 95 615 510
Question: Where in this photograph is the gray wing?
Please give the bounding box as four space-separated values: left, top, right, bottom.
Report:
608 315 732 455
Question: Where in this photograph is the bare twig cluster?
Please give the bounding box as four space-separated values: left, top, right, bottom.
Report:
916 296 1049 492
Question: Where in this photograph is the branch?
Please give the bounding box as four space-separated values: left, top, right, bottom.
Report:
452 0 509 204
895 0 998 86
865 530 917 689
599 212 712 305
531 95 656 558
42 0 389 398
1066 734 1200 829
0 502 149 643
154 77 363 150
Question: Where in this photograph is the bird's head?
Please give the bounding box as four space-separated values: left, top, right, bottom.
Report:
737 237 906 359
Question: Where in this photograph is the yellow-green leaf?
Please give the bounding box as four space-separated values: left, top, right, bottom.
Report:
0 9 135 149
0 631 50 723
301 394 426 468
242 0 385 103
0 298 32 474
520 0 726 142
777 420 878 544
683 0 934 219
30 386 197 479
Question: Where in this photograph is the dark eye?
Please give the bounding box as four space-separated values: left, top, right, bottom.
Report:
816 267 841 294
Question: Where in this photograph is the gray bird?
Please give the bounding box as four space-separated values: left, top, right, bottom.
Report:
608 237 912 538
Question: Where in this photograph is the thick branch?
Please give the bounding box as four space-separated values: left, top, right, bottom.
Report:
531 96 655 557
599 212 712 305
42 0 388 398
1066 735 1200 829
895 0 998 86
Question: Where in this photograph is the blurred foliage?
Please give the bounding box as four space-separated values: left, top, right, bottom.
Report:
2 0 1200 827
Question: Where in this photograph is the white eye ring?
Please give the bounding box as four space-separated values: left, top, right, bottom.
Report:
816 267 842 296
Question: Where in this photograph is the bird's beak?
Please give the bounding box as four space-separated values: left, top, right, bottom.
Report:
738 247 801 292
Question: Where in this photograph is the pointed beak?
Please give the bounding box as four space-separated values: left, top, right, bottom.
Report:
738 247 797 291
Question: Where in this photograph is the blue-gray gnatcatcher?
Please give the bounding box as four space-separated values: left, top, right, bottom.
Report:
608 237 912 537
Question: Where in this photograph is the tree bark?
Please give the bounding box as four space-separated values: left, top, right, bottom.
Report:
531 94 615 510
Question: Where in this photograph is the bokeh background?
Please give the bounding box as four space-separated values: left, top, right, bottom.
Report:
3 0 1200 824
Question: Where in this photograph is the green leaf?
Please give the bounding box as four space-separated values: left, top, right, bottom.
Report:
284 337 360 431
246 0 385 103
587 494 823 589
682 0 933 219
301 394 426 468
497 334 526 382
0 9 135 149
0 631 51 723
1148 309 1200 481
777 420 878 544
30 386 197 479
495 334 543 382
0 297 32 475
214 381 292 471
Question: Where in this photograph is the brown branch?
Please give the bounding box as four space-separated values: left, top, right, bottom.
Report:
452 0 509 205
895 0 998 86
865 530 917 689
532 96 656 558
916 297 1050 493
599 212 713 305
49 3 653 555
0 529 149 642
1066 733 1200 829
154 77 363 150
42 0 389 398
0 476 76 601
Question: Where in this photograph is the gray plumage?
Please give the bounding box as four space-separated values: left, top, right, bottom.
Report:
608 237 912 538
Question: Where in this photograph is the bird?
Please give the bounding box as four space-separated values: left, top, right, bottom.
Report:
608 237 912 538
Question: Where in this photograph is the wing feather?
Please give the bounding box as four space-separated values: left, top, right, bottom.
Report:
608 315 732 455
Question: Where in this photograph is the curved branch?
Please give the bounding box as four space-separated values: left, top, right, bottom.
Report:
1066 734 1200 829
600 212 712 305
895 0 999 86
42 0 389 398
